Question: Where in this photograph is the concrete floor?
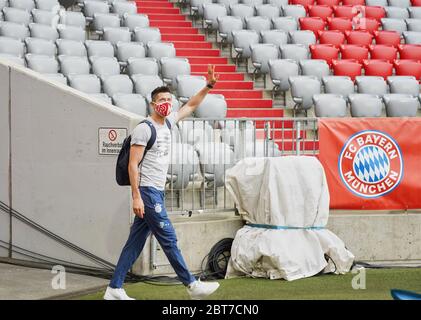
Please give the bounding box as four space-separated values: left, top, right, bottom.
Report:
0 262 108 300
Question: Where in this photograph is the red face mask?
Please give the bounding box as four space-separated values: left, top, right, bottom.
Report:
153 101 172 117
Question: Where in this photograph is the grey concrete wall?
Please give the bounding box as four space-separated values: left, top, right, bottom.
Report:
0 63 10 258
1 60 143 267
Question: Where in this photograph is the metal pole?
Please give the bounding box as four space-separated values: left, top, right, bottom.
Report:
296 120 301 156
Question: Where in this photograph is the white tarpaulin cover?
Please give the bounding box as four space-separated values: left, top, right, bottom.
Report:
225 156 354 281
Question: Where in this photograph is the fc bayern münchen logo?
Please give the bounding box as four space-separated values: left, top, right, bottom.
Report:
338 130 404 198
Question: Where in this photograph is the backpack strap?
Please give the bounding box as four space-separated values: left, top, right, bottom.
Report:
138 120 157 159
165 118 172 130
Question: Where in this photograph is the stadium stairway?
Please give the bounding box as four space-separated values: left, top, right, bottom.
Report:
136 0 318 151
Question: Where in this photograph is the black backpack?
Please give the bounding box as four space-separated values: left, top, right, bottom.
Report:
116 119 171 186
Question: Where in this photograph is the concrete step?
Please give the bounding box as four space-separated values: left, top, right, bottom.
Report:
159 27 198 34
137 7 180 14
162 34 205 41
226 99 273 108
192 72 244 81
172 41 213 49
177 48 220 56
214 81 254 90
190 64 236 72
150 20 192 27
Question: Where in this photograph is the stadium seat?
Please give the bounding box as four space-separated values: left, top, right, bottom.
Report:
35 0 60 11
349 94 383 117
85 40 115 58
383 94 420 117
160 57 191 89
131 74 163 96
44 73 67 84
116 42 146 65
0 21 30 40
112 93 149 117
255 4 281 19
272 16 299 32
332 5 359 20
280 44 310 61
194 94 227 118
58 11 86 28
342 0 365 5
408 7 421 19
317 0 340 5
0 53 26 65
340 44 369 64
91 56 121 79
232 30 259 69
380 18 407 35
318 30 345 47
111 1 137 18
216 0 239 11
0 36 25 56
387 76 420 95
282 5 307 19
25 53 58 73
29 23 58 41
242 0 264 6
366 0 387 6
261 30 288 46
127 57 159 76
406 19 421 32
68 74 101 93
313 94 347 117
393 59 421 79
332 59 362 80
388 0 411 7
327 17 353 33
354 18 380 34
57 24 86 41
384 6 409 19
167 143 199 190
267 0 289 6
289 75 321 116
203 3 228 31
25 37 56 56
299 59 330 79
373 30 401 47
308 5 334 20
58 55 90 76
250 43 279 87
122 13 149 32
9 0 35 11
345 30 374 47
146 42 176 60
268 58 300 100
3 7 32 25
89 93 112 104
244 16 271 35
322 75 355 97
299 17 326 38
289 30 317 46
365 6 386 21
369 44 398 62
133 27 161 44
229 4 254 27
32 9 59 26
398 44 421 60
412 0 421 5
103 27 131 45
190 0 213 18
217 16 243 47
356 75 388 95
102 74 133 96
83 1 110 20
176 75 207 103
402 31 421 44
92 13 120 33
289 0 315 9
310 44 339 66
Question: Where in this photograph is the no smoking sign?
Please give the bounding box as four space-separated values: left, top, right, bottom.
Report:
98 127 127 155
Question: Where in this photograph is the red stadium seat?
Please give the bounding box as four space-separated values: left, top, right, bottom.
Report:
332 59 362 80
318 30 346 47
327 17 353 32
394 60 421 80
364 6 386 21
340 44 369 63
345 30 373 47
317 0 340 5
363 59 394 79
310 44 340 66
308 5 334 20
411 0 421 6
369 45 398 62
290 0 315 9
299 17 326 38
373 31 401 47
398 44 421 60
333 5 359 19
353 18 380 34
342 0 365 5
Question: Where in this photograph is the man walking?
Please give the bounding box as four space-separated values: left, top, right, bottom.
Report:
104 65 220 300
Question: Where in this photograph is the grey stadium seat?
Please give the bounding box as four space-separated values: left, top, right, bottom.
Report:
178 120 214 145
217 16 243 48
272 16 298 32
261 29 288 46
91 56 121 79
356 76 388 96
83 1 110 20
229 4 254 28
103 27 131 45
232 29 259 71
116 41 146 65
176 75 207 103
244 16 271 35
112 93 149 117
3 7 32 25
35 0 60 11
255 4 281 19
111 1 137 18
57 24 86 41
0 36 25 56
216 0 239 12
68 74 101 93
0 21 30 40
25 53 58 73
131 74 163 97
89 93 112 104
58 10 86 28
92 13 120 33
102 74 133 96
58 55 90 76
167 143 199 190
403 31 421 44
29 23 59 41
43 73 67 84
267 0 289 6
408 7 421 19
194 94 227 118
289 75 321 116
280 44 309 61
366 0 387 5
56 38 87 57
289 30 317 47
387 76 420 96
349 94 383 117
250 43 279 87
85 40 115 58
299 59 330 80
203 3 227 31
268 58 299 101
31 9 59 26
388 0 411 8
127 57 159 76
405 19 421 32
9 0 35 11
160 57 191 89
0 53 26 65
383 94 419 117
242 0 263 6
122 13 149 32
190 0 213 18
146 41 176 59
133 27 161 44
384 6 409 19
313 94 347 117
282 4 306 19
25 37 56 56
380 18 407 35
322 76 355 98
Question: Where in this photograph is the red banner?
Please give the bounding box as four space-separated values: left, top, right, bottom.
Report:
318 118 421 210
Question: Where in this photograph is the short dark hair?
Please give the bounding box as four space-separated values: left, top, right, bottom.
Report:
151 86 171 101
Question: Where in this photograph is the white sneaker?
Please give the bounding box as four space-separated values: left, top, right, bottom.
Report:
187 279 220 300
103 286 135 300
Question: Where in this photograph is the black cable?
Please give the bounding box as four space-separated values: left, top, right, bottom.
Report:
199 238 233 280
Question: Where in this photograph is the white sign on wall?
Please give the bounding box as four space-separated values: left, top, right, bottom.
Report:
98 127 127 155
